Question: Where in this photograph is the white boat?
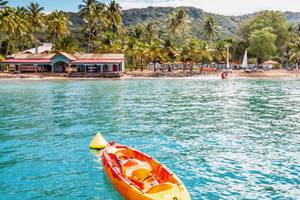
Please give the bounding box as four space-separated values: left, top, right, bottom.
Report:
242 49 248 69
226 46 230 70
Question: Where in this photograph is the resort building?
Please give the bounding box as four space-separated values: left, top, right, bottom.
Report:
6 43 53 59
0 52 125 77
22 43 53 54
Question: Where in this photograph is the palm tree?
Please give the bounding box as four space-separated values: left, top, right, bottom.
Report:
79 0 97 53
125 25 146 70
144 40 161 66
213 39 228 63
0 7 30 55
0 8 17 34
204 16 218 43
184 39 206 66
79 0 97 13
284 24 300 67
231 39 248 63
53 35 79 53
0 8 17 55
79 0 107 52
94 2 109 34
132 25 144 40
26 2 44 50
47 11 70 41
179 45 190 63
136 41 146 71
161 37 178 62
198 40 212 64
96 31 122 53
144 22 157 41
124 38 136 70
168 8 190 37
106 0 123 34
0 0 8 9
289 39 300 69
13 7 30 52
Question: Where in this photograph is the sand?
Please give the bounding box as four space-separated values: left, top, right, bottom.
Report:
1 70 300 80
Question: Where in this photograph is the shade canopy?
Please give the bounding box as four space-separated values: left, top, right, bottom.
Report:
263 60 278 65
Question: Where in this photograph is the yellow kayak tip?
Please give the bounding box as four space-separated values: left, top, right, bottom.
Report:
89 132 108 149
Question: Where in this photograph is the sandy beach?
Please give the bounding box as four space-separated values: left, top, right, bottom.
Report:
231 69 300 78
1 69 300 80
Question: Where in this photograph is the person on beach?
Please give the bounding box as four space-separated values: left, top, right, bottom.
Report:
221 71 228 79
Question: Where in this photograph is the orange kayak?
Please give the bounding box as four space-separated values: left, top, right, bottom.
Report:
102 142 191 200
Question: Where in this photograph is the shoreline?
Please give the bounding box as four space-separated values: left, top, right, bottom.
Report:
0 70 300 81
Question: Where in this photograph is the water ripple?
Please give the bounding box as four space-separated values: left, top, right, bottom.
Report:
0 79 300 199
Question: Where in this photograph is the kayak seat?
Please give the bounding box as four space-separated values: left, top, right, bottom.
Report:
147 182 175 194
124 159 140 168
131 168 152 181
122 159 152 178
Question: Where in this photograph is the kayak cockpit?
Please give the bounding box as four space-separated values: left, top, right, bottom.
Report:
107 145 180 193
102 143 191 199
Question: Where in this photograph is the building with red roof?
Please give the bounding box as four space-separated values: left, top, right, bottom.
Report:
0 52 125 76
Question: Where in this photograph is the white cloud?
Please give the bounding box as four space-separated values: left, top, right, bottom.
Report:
117 0 300 15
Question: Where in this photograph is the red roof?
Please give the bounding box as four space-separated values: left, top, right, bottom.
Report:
71 59 124 64
0 59 51 64
0 52 125 64
51 52 77 60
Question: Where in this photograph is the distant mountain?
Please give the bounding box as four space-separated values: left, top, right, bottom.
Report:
285 11 300 23
122 7 300 38
66 7 300 39
122 7 244 38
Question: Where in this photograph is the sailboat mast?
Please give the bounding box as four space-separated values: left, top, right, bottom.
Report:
226 46 230 69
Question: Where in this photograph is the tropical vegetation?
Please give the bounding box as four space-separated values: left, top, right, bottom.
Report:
0 0 300 69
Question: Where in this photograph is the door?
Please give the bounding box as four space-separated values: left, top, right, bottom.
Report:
54 62 67 73
113 65 118 72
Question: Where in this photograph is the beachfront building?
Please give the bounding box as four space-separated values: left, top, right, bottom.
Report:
6 43 53 59
0 52 125 77
22 43 53 54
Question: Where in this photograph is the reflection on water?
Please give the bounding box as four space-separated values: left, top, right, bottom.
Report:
0 78 300 199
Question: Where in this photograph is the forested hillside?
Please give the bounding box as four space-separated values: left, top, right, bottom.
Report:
1 0 300 67
66 6 300 39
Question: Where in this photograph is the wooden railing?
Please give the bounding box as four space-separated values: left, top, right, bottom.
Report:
69 72 122 78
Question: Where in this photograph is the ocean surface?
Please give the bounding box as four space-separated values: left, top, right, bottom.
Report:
0 78 300 200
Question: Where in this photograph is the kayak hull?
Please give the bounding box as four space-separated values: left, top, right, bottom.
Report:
102 143 191 200
103 156 152 199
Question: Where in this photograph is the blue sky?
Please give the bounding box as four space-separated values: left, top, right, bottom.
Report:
10 0 82 12
9 0 300 15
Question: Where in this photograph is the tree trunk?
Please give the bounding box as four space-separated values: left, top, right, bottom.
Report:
87 24 92 53
140 57 143 71
34 31 39 54
5 40 10 57
87 32 91 53
0 37 4 54
135 58 138 71
130 56 133 72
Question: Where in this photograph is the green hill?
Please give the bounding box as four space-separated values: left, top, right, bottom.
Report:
66 7 300 39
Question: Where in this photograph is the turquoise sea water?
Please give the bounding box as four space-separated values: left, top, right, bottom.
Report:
0 78 300 200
